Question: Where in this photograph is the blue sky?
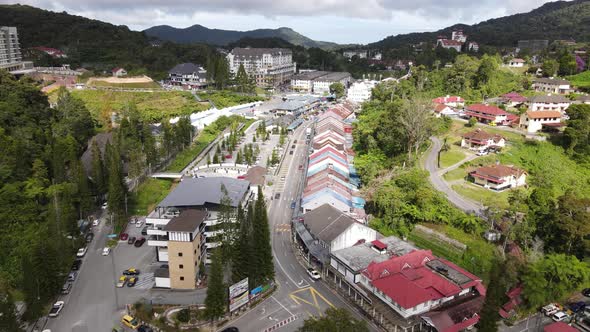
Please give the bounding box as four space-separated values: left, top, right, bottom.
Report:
2 0 557 44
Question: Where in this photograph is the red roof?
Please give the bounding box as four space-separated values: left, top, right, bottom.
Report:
502 92 527 103
432 96 464 104
544 322 577 332
440 39 463 46
434 103 451 113
466 104 508 116
371 240 387 250
112 67 125 73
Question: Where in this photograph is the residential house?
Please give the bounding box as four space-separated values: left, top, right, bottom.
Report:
33 46 67 58
499 285 523 319
112 67 127 77
527 94 571 113
432 95 465 108
347 80 378 103
470 164 527 190
532 78 571 94
293 204 377 264
436 39 462 52
501 92 527 107
520 110 563 133
433 103 456 117
227 48 295 88
461 129 505 151
168 63 207 89
508 58 525 67
464 104 512 125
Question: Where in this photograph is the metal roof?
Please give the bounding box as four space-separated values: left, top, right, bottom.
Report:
157 177 250 208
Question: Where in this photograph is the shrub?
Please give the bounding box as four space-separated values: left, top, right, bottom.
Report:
177 308 190 323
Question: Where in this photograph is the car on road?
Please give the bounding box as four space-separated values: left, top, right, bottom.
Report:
298 164 303 170
102 247 111 256
134 237 146 247
76 247 88 257
289 150 294 155
225 154 232 159
290 201 296 209
294 140 297 143
307 268 321 280
583 288 590 297
476 150 489 156
542 303 560 316
136 220 143 228
124 268 140 276
120 232 129 241
291 144 295 149
116 276 127 288
274 193 280 199
121 315 140 329
48 301 64 317
101 202 108 210
141 226 148 236
92 219 100 226
552 311 569 322
128 236 136 245
127 277 137 287
61 282 72 294
71 259 82 271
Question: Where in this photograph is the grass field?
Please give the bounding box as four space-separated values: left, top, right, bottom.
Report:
452 182 511 209
88 80 162 89
568 70 590 90
198 91 266 109
439 145 467 168
444 167 468 181
71 90 209 124
129 179 176 215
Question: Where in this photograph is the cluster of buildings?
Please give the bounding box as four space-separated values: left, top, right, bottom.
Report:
436 30 479 52
290 71 352 94
342 50 382 61
227 47 296 88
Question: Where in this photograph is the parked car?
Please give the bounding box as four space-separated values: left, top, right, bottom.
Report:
141 226 148 236
569 301 586 313
127 236 136 245
274 193 281 199
137 326 154 332
120 232 129 241
127 277 137 287
71 259 82 271
123 268 140 276
289 150 294 155
61 282 72 294
291 144 296 149
476 150 489 156
294 140 297 143
48 301 65 317
552 311 569 322
121 315 140 329
583 288 590 297
221 328 239 332
542 303 560 316
92 219 100 226
290 201 296 209
307 268 321 280
298 164 303 170
116 276 127 288
134 237 146 247
135 220 143 228
102 247 111 256
85 233 94 243
76 247 88 257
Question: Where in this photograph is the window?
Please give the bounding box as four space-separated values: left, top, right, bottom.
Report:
178 252 183 257
179 264 184 269
194 249 197 254
180 276 184 281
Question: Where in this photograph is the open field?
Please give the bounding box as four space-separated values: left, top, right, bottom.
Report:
439 145 467 168
452 182 511 209
568 70 590 90
197 90 266 109
446 120 525 143
86 75 160 89
88 80 161 89
129 178 176 215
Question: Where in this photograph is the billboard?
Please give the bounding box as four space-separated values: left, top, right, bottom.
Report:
229 278 249 312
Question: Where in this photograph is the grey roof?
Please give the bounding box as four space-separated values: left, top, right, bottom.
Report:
292 71 329 81
164 209 208 233
533 77 570 85
331 235 418 273
528 94 570 103
169 63 205 75
158 177 250 208
313 72 351 83
154 268 169 278
301 204 356 243
231 48 292 57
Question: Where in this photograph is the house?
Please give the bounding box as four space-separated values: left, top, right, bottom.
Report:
470 164 527 190
293 204 378 264
168 63 207 89
528 94 571 113
111 67 127 77
461 129 505 151
508 58 525 67
432 95 465 108
532 78 571 94
33 46 67 58
451 30 467 43
343 50 368 59
464 104 511 125
436 39 462 52
291 71 328 93
433 103 456 117
501 92 527 107
499 285 523 319
520 110 563 133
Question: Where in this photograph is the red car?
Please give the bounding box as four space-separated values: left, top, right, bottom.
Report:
225 154 232 159
298 165 303 170
120 232 129 241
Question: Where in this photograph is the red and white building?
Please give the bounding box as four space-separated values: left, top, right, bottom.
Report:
470 164 527 190
508 58 525 67
501 92 527 107
520 110 563 133
436 39 462 52
33 46 67 58
433 104 456 117
432 95 465 108
112 67 127 77
464 104 513 125
461 129 506 151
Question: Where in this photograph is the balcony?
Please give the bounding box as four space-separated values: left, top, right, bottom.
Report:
146 216 172 227
146 227 167 236
148 235 169 247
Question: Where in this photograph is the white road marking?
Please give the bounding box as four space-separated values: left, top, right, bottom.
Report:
272 295 294 316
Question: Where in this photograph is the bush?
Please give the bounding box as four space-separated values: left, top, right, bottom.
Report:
177 308 190 323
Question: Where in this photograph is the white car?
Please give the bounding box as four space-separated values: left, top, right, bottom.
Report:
101 202 108 210
48 301 64 317
92 219 100 226
476 150 489 156
102 247 111 256
307 268 321 280
135 220 143 228
542 303 560 316
76 247 87 257
552 311 569 322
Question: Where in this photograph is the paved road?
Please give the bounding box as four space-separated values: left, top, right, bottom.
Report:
499 313 552 332
425 136 482 214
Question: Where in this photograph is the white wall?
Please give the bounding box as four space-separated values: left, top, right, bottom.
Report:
331 223 377 252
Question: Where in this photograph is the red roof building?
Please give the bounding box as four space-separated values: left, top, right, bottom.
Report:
470 164 527 191
464 104 512 125
544 322 577 332
33 46 67 58
461 129 506 151
502 92 527 105
432 95 465 107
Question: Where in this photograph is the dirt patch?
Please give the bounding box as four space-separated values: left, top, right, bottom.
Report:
87 75 154 84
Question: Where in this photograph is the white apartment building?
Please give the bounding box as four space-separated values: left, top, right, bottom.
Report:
527 94 571 113
291 71 328 93
0 27 21 65
532 78 571 94
227 48 295 88
347 80 378 103
312 72 352 95
343 50 367 59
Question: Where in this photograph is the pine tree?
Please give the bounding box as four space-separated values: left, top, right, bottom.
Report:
477 260 505 332
0 289 22 332
235 64 249 93
232 204 251 283
90 140 106 198
251 188 274 286
204 248 226 321
105 143 127 225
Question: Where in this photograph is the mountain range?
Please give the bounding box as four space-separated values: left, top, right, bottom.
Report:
144 25 340 50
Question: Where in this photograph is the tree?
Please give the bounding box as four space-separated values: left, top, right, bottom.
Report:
54 88 95 146
235 64 250 93
298 308 368 332
204 248 226 321
398 101 433 162
0 289 22 332
329 82 345 99
477 260 505 332
214 57 230 90
467 117 478 127
541 59 559 77
90 140 107 198
232 204 251 283
105 142 127 225
218 185 237 262
558 51 577 76
250 188 274 286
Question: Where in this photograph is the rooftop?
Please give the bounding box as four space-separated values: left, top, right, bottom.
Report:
432 96 464 104
528 94 571 103
502 92 527 102
313 72 351 83
301 204 356 243
164 209 208 233
157 177 250 208
462 129 504 142
231 47 292 57
471 164 526 179
526 110 562 119
533 77 570 85
169 63 205 75
466 104 508 116
292 71 329 81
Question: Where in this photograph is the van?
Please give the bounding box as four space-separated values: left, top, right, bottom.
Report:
121 315 140 329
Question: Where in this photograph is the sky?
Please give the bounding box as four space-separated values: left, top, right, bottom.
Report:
2 0 559 44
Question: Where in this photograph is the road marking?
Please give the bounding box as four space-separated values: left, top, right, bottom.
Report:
272 295 293 316
272 251 308 289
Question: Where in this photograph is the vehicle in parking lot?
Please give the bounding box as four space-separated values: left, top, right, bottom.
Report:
134 237 146 247
71 259 82 271
48 301 64 317
136 220 143 228
61 282 72 294
102 247 111 256
583 288 590 297
121 315 140 329
76 247 87 257
274 193 280 199
128 236 136 245
477 150 489 156
127 277 137 287
569 301 586 313
307 268 321 280
67 271 78 282
92 219 100 226
85 233 94 243
124 268 140 276
289 150 294 155
221 327 239 332
116 276 127 288
141 226 148 236
137 326 154 332
542 303 560 316
120 232 129 241
552 311 569 322
291 144 295 149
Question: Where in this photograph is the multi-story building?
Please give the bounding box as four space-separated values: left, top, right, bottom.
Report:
168 63 208 89
227 48 295 88
532 78 571 94
291 71 328 92
451 30 467 43
520 110 563 133
343 50 368 59
0 26 33 73
346 80 378 103
312 72 351 95
146 177 253 289
527 94 571 113
461 129 506 151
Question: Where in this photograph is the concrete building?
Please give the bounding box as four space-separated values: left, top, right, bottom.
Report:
532 78 571 94
431 95 464 108
0 26 33 73
312 72 352 95
227 48 295 88
464 104 513 125
461 129 506 151
168 63 207 89
436 39 462 52
347 80 378 103
520 110 563 133
470 164 527 190
508 58 525 67
451 30 467 43
111 67 127 77
527 94 571 113
343 50 367 59
291 71 328 92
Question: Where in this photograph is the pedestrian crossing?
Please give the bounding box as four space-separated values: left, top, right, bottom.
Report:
134 272 154 289
274 224 291 233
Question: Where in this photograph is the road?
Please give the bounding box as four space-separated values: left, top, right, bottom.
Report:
425 136 483 214
224 121 375 332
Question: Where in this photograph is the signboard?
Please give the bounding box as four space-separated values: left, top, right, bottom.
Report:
107 234 118 238
229 278 249 312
